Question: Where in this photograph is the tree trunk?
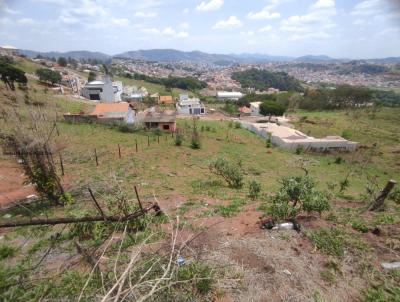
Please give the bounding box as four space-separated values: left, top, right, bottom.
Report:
369 180 397 211
0 204 158 228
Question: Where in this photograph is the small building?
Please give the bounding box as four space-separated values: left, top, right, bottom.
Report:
217 91 243 101
91 102 136 124
250 102 262 116
179 94 189 101
176 97 205 115
81 75 122 102
159 95 174 105
141 111 176 132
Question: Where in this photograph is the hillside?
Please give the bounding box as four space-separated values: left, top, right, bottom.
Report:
232 68 304 91
0 61 399 301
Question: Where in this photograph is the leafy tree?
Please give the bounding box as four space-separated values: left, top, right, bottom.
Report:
57 57 67 67
0 57 27 90
259 101 286 117
36 68 62 85
88 71 97 82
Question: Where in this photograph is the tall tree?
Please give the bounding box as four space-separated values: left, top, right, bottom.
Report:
0 58 27 90
36 68 62 86
57 57 67 67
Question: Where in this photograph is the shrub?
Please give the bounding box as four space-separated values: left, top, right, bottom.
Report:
174 131 183 146
389 188 400 204
248 180 261 200
341 129 352 140
307 227 345 257
295 145 304 154
209 158 244 188
0 245 15 260
234 121 241 129
334 156 345 164
268 176 330 220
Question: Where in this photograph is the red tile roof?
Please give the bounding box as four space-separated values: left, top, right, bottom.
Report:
91 102 130 115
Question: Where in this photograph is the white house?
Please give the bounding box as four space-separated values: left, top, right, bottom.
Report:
250 102 262 116
176 97 205 115
240 121 358 152
81 75 122 102
217 91 243 101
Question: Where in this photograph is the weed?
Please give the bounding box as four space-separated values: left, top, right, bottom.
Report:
0 245 15 260
177 261 214 295
248 180 261 200
351 218 369 233
307 227 345 257
215 199 246 217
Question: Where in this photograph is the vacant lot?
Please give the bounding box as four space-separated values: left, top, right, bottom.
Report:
0 82 399 301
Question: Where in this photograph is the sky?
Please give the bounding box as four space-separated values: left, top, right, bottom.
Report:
0 0 399 58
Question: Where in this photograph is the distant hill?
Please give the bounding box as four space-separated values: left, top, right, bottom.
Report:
19 50 111 61
16 48 400 64
294 55 336 62
114 49 237 63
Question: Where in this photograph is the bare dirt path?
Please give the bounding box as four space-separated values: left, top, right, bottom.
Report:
0 158 35 207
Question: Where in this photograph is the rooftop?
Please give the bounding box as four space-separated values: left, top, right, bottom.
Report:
91 102 131 117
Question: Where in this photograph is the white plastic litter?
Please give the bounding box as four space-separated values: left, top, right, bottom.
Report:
381 262 400 270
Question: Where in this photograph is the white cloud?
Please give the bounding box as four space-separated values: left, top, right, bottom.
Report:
280 0 336 40
247 8 280 20
0 0 19 14
353 19 367 26
182 8 189 14
141 27 160 34
212 16 242 29
240 30 255 36
311 0 335 9
177 31 189 38
134 11 157 18
196 0 223 12
141 26 189 38
17 18 37 26
379 27 400 35
259 25 272 32
351 0 382 16
180 22 190 29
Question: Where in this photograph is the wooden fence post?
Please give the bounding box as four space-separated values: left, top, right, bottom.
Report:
147 136 150 147
369 180 397 211
118 144 121 159
135 139 138 153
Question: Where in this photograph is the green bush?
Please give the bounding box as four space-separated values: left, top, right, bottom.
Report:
209 158 244 188
341 129 352 140
248 180 261 200
268 176 330 220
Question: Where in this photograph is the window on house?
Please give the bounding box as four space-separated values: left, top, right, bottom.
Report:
163 125 170 130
